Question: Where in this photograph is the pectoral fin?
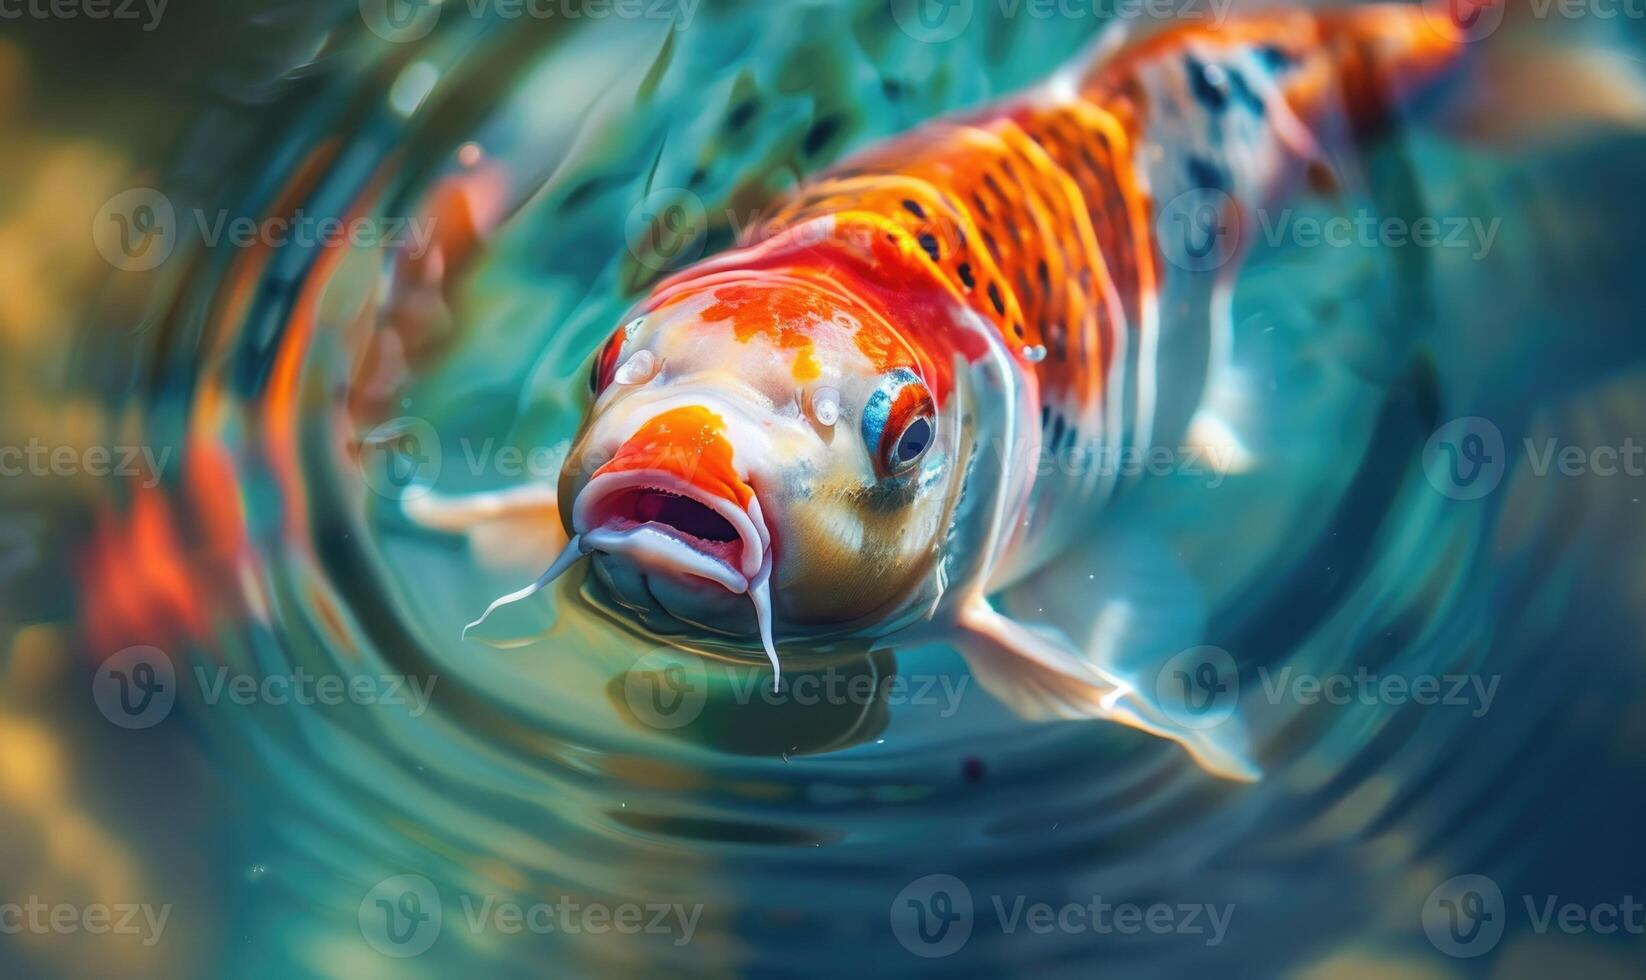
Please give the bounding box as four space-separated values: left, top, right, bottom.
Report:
403 484 566 573
954 601 1259 782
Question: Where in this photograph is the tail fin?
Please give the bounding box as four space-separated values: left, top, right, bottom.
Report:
1327 0 1646 145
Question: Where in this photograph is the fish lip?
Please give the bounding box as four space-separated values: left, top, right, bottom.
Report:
571 471 769 590
582 526 750 594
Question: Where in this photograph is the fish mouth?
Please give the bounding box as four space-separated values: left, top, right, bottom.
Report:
571 471 770 594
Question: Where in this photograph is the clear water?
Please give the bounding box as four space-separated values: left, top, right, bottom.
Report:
4 1 1646 977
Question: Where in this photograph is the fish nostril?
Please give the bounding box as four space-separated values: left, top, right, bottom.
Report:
630 489 740 543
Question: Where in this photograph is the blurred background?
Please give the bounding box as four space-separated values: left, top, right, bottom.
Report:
3 0 1646 976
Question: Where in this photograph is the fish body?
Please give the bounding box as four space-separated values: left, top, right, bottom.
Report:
421 2 1630 779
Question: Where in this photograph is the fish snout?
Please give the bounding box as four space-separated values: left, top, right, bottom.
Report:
569 404 771 592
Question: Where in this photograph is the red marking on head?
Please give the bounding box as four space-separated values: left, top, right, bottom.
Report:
594 406 753 509
650 269 929 387
647 222 987 404
590 325 627 394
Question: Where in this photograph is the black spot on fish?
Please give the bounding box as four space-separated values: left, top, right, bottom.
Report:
1012 322 1025 339
557 175 612 212
1041 404 1052 428
1256 44 1296 73
1187 155 1230 192
803 116 841 157
1036 259 1050 298
918 233 940 262
687 167 708 189
1050 413 1066 451
725 99 758 132
983 172 1008 202
1185 55 1228 112
902 199 926 219
957 262 976 289
1226 70 1265 115
987 283 1006 316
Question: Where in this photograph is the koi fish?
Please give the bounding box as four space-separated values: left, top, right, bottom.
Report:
411 3 1642 779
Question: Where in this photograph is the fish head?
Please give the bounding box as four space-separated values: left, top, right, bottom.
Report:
555 275 965 660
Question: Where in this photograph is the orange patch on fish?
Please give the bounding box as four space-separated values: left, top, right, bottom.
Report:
695 282 829 383
652 275 918 384
594 405 754 508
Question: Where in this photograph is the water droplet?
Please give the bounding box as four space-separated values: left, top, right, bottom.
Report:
811 386 840 426
614 349 658 385
389 61 440 118
1021 344 1047 363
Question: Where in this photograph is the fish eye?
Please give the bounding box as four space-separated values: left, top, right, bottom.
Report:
589 316 644 395
862 368 935 477
891 415 932 469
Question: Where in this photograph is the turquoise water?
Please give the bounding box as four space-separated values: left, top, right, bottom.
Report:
4 1 1646 976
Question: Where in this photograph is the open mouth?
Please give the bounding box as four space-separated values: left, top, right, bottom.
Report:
571 471 769 594
594 488 741 562
465 436 783 689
